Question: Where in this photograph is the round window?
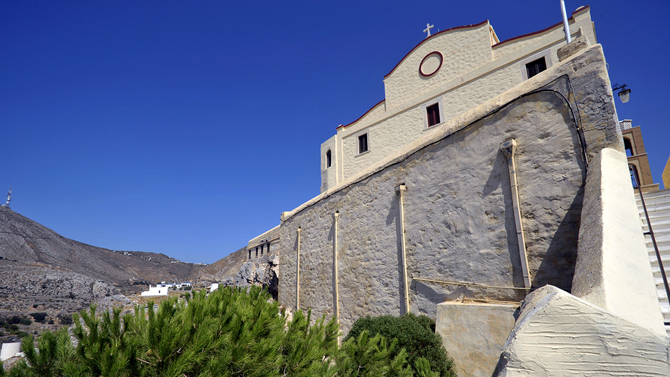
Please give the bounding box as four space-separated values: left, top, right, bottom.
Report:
419 51 443 77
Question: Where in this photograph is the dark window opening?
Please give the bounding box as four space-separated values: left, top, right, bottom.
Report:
248 249 252 259
266 242 271 254
260 244 264 256
630 165 640 188
358 134 368 154
255 247 258 258
624 138 634 157
525 57 547 78
326 150 332 168
426 103 441 127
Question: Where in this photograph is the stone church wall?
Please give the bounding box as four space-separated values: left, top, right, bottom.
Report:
279 44 621 334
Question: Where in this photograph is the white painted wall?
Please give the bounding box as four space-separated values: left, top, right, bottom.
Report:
573 148 666 336
321 7 596 192
497 286 670 376
247 225 280 260
140 285 168 296
0 342 22 362
383 21 494 110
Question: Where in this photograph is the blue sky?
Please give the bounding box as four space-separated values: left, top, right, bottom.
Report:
2 1 668 264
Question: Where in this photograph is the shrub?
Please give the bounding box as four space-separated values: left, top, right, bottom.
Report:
7 316 21 325
18 317 32 326
58 314 73 325
4 286 414 377
336 330 413 377
29 312 47 323
345 313 456 377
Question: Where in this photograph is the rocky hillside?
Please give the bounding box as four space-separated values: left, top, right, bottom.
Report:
0 206 270 346
0 206 202 296
193 246 248 286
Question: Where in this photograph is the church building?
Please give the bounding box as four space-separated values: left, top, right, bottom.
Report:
244 5 669 376
320 6 595 192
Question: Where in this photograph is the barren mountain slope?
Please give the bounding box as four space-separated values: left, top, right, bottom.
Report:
0 206 202 292
194 246 248 285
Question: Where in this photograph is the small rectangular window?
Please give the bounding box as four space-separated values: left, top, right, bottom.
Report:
326 150 332 168
426 103 441 127
358 134 368 154
525 57 547 78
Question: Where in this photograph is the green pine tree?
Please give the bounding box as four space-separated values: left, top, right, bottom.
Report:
1 286 434 377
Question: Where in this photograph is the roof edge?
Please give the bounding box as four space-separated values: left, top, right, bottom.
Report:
383 20 490 79
493 5 590 48
337 99 386 130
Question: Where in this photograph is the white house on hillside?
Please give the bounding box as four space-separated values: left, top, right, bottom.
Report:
140 285 169 297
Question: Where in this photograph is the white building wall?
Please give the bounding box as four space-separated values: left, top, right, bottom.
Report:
383 21 494 110
140 285 168 296
321 135 339 192
342 107 425 182
247 225 280 260
0 342 22 362
492 7 596 60
321 6 596 192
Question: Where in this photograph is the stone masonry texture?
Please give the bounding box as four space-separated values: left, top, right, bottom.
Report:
279 45 618 335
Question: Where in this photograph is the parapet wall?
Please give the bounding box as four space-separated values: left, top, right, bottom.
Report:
279 45 624 334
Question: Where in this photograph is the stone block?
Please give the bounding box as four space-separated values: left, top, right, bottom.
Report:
496 286 670 376
436 302 517 377
572 147 666 336
557 35 590 62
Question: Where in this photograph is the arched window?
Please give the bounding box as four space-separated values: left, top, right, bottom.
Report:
624 137 634 157
326 150 332 168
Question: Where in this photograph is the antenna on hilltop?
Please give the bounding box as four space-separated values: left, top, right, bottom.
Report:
5 188 12 208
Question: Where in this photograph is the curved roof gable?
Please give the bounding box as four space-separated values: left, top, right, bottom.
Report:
383 20 489 79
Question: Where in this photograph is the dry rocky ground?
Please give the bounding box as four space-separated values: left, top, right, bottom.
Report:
0 206 205 341
0 205 278 348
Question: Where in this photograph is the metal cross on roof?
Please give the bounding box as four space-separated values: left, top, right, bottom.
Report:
423 23 434 38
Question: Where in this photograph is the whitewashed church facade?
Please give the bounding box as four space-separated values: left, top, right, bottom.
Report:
320 6 596 192
243 6 669 375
